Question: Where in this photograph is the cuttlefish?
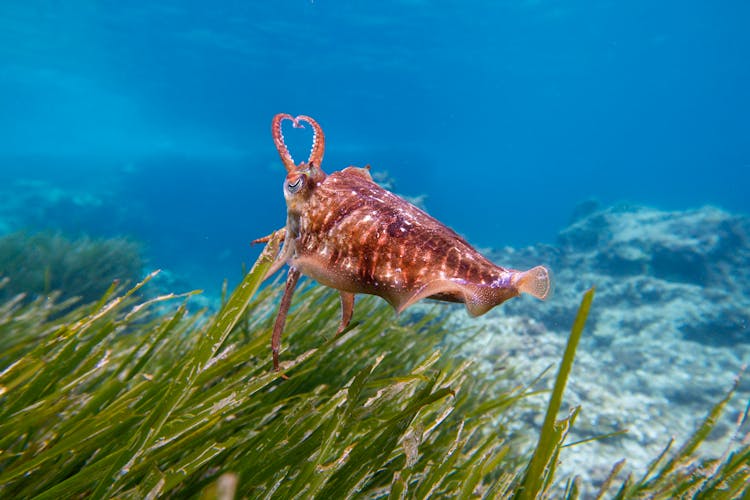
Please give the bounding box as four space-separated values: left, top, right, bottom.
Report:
256 114 550 370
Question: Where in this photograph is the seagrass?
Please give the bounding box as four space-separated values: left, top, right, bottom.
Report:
0 237 746 498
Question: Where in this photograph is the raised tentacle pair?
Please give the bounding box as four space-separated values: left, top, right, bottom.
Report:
271 113 325 172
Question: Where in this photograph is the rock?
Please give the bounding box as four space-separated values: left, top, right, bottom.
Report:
568 198 601 224
450 204 750 493
523 204 750 346
557 204 750 289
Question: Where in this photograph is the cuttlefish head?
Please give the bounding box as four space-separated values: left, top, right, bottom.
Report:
272 113 327 213
283 167 317 214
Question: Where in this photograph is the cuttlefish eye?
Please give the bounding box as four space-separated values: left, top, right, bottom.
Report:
286 175 305 194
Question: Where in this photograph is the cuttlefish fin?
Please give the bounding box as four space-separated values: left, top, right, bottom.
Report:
342 165 373 181
394 266 551 318
394 279 495 317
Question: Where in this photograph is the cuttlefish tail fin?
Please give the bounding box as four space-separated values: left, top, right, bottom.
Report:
516 265 551 300
394 279 467 315
394 279 495 317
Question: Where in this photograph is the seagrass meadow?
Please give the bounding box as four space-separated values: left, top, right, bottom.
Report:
0 239 748 498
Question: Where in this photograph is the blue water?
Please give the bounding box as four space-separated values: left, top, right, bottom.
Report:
1 1 749 293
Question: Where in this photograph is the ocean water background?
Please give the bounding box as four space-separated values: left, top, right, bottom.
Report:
2 2 750 493
1 1 748 294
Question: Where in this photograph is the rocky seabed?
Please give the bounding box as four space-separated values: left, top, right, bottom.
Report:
448 203 749 491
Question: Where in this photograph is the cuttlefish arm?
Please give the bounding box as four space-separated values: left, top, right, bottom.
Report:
251 228 293 280
338 291 355 333
271 267 301 371
254 228 355 370
272 113 325 172
270 271 354 371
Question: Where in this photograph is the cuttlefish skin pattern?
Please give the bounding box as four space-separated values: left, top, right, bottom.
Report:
259 113 551 370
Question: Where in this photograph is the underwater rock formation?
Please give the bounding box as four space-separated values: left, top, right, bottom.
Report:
505 203 750 345
448 203 750 491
